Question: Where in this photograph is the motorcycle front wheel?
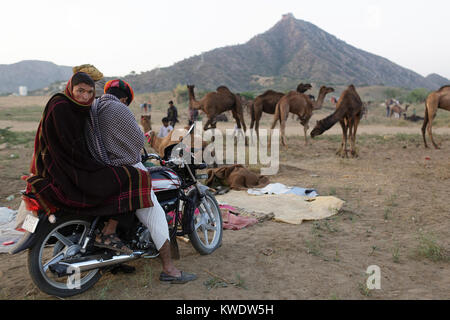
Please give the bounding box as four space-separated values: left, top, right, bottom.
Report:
187 190 223 255
27 214 102 298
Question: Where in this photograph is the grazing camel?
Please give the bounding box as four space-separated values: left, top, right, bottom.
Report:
310 85 363 158
237 94 254 116
250 83 312 141
389 104 409 118
140 114 152 133
187 84 247 134
271 86 334 147
422 85 450 149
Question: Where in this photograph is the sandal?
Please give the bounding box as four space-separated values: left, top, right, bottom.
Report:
94 233 133 254
159 271 197 284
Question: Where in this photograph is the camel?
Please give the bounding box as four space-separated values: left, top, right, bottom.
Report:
250 83 312 141
403 113 424 122
361 102 369 120
422 85 450 149
310 85 363 158
236 94 254 116
389 104 409 118
271 85 334 147
145 130 178 158
215 113 229 122
187 84 247 135
145 127 212 160
140 114 152 133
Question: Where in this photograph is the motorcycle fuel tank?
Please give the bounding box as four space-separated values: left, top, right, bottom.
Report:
148 166 181 192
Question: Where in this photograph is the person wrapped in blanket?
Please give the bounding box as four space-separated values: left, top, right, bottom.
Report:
84 79 196 283
26 72 195 283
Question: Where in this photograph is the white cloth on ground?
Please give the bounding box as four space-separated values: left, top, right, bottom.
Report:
0 207 23 253
247 183 318 197
133 162 169 250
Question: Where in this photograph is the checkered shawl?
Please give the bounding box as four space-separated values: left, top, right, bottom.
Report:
27 93 153 216
85 94 144 166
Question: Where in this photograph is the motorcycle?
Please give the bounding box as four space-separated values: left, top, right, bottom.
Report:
9 124 223 297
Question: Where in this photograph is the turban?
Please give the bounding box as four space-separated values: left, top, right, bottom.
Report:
104 79 135 105
72 64 104 81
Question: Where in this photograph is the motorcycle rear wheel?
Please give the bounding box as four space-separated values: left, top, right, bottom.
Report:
27 214 102 298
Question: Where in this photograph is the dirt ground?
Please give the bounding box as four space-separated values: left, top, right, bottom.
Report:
0 98 449 300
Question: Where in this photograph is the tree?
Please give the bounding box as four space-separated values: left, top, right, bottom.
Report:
238 92 255 100
384 88 403 99
404 88 430 104
173 84 189 104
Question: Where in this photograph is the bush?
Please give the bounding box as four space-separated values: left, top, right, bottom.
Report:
173 84 189 104
417 232 449 262
383 88 403 99
403 88 430 104
238 92 255 100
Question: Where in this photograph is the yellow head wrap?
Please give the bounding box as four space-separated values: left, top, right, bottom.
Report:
72 64 104 81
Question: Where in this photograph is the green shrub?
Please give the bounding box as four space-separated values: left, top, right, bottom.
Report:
384 88 403 99
239 92 256 100
173 83 189 104
417 232 449 262
403 88 430 104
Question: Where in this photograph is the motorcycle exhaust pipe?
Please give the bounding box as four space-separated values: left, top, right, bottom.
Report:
57 252 145 273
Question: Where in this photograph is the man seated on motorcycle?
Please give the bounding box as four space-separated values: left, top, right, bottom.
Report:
84 79 197 284
26 72 154 253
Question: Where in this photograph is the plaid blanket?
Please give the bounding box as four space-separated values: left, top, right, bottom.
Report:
27 93 153 216
85 94 144 166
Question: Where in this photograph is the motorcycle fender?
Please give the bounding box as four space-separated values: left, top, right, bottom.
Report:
9 215 49 255
9 231 37 254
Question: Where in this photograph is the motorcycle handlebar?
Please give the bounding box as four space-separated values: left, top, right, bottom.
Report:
141 152 161 163
141 148 208 169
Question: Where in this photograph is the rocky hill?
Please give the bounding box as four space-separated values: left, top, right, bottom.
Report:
425 73 450 89
0 60 72 95
124 13 447 93
2 14 448 95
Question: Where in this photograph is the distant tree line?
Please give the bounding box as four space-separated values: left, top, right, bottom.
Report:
384 88 430 104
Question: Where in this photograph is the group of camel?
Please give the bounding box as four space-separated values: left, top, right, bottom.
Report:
187 82 366 158
386 86 450 149
141 83 449 159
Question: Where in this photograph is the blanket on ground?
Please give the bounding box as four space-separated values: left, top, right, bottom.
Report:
0 207 23 253
215 190 344 225
219 204 258 230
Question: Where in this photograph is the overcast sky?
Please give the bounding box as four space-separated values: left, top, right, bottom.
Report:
1 0 449 79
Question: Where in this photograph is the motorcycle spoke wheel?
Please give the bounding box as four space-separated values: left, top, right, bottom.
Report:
29 218 101 296
189 191 223 255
